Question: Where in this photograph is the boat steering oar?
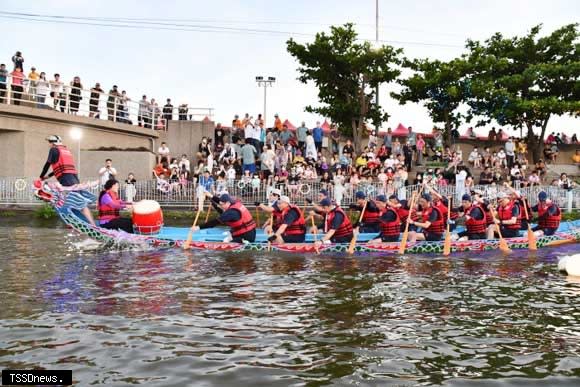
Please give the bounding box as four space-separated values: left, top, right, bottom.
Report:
311 216 320 254
522 197 537 251
348 200 367 255
491 207 512 254
443 196 452 256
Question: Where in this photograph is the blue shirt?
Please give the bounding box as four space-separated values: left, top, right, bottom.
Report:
313 127 323 142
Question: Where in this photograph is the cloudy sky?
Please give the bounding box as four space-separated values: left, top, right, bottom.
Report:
0 0 578 136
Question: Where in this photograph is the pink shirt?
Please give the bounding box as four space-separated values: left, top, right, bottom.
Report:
11 71 23 86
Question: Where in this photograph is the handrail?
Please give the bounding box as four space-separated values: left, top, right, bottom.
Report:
0 73 214 130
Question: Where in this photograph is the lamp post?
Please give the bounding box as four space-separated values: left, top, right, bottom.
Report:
255 76 276 126
375 0 380 108
70 127 82 177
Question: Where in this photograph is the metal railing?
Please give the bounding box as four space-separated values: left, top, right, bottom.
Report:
1 176 579 212
0 74 213 129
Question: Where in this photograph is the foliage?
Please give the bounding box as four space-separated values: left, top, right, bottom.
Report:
392 58 469 141
34 204 57 219
463 23 580 161
287 24 402 151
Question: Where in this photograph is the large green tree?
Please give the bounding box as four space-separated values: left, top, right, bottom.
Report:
287 24 402 152
392 58 469 142
464 23 579 162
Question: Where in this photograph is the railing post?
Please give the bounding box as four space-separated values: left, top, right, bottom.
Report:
113 101 117 122
6 74 11 105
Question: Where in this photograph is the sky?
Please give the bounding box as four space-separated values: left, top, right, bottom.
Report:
0 0 578 137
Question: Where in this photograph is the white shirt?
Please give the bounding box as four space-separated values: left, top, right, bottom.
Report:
158 146 170 157
226 167 236 180
98 166 117 186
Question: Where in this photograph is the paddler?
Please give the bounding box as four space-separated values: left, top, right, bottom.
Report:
504 183 531 231
349 191 381 233
486 191 521 239
305 188 330 232
313 198 354 248
430 188 459 231
388 194 412 232
267 196 306 243
39 135 96 226
531 191 561 236
408 194 445 242
193 194 256 242
369 195 401 243
455 194 486 240
97 179 134 233
255 188 282 233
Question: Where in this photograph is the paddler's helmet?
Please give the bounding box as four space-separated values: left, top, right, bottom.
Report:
46 135 62 144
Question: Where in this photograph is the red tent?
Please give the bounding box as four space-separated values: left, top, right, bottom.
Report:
283 119 296 130
391 123 409 137
321 120 331 133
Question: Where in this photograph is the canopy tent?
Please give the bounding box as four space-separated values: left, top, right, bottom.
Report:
391 123 409 137
282 119 296 130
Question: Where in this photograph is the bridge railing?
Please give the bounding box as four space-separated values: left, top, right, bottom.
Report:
1 177 579 212
0 74 214 129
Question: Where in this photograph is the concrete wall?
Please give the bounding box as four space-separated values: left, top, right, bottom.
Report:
79 151 156 181
159 119 215 163
0 103 160 178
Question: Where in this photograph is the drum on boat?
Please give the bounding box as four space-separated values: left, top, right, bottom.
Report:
132 200 164 234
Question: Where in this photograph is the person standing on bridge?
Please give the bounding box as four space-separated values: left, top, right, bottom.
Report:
39 135 96 226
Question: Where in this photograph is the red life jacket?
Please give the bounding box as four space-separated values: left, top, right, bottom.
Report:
484 204 494 227
98 190 121 222
272 204 285 231
325 207 353 239
380 208 401 237
434 201 448 219
51 145 78 179
280 204 306 236
361 201 381 226
423 206 445 234
224 201 256 237
497 201 521 230
396 205 410 224
538 202 561 230
465 204 487 234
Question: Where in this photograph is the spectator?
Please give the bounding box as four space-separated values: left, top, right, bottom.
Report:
0 64 7 103
219 143 236 166
69 76 83 115
497 128 505 140
36 72 49 108
305 131 317 161
403 142 413 172
260 145 276 180
572 149 580 165
118 90 131 124
416 134 425 166
107 85 119 121
571 133 578 144
330 124 340 154
516 139 527 163
479 166 493 185
468 147 481 168
88 83 103 118
392 138 401 156
98 158 117 186
10 67 24 105
383 127 393 153
12 51 24 71
497 148 507 168
544 143 559 164
505 137 515 168
158 142 170 163
312 121 323 152
297 121 308 152
27 66 39 98
138 95 150 128
150 98 160 128
50 73 63 111
241 138 258 174
178 154 191 180
407 126 417 159
273 114 283 131
488 127 497 141
528 170 540 186
214 123 226 151
559 173 575 190
342 139 354 156
163 98 173 127
178 103 188 120
197 137 211 161
124 172 137 203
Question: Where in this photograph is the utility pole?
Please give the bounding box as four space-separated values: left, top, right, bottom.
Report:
375 0 380 108
255 76 276 126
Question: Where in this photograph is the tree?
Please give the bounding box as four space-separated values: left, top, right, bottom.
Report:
392 58 469 143
464 24 579 162
287 24 402 152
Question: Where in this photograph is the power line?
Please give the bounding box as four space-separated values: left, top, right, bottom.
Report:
0 11 465 49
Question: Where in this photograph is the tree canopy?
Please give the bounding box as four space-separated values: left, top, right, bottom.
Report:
287 24 402 152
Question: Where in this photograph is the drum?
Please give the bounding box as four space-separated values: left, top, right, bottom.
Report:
132 200 164 234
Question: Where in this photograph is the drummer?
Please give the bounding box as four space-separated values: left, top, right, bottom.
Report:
267 196 306 243
193 194 256 243
97 179 133 233
349 190 381 233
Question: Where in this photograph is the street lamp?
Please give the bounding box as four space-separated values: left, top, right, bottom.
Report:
255 76 276 127
70 127 82 177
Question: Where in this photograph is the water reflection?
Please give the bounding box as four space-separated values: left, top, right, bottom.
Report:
0 225 579 386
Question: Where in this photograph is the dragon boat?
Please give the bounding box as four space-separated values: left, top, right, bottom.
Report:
36 180 580 254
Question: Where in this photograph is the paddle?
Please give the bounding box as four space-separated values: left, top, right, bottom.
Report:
522 197 537 251
183 198 203 249
205 200 212 223
490 206 512 254
255 204 261 226
443 196 452 256
311 216 319 254
399 188 422 255
347 200 367 255
267 214 274 252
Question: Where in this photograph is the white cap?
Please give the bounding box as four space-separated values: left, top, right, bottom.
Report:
271 188 281 196
497 192 508 199
279 195 291 204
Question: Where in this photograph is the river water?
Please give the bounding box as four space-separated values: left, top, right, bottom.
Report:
0 219 579 386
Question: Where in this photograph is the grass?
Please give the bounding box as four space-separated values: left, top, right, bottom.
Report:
33 204 57 219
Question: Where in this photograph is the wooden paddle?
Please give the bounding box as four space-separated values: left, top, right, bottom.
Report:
443 196 452 256
255 204 261 226
267 214 274 252
205 201 212 223
311 216 319 254
399 188 422 255
347 200 367 255
490 206 512 254
522 197 537 251
183 199 203 249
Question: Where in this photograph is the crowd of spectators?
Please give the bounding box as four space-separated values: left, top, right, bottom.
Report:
0 50 195 129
